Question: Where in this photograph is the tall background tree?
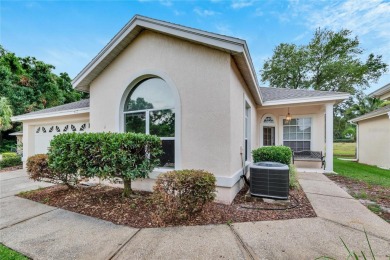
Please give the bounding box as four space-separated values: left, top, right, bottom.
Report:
0 45 88 147
261 28 388 139
0 97 13 144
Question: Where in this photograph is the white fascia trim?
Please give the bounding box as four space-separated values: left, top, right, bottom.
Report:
368 83 390 97
350 111 390 123
11 108 90 122
72 15 246 90
262 94 350 107
242 46 262 104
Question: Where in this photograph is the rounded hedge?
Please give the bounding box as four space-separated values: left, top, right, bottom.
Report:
252 146 292 165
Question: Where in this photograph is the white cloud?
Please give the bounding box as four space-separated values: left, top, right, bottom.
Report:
159 0 172 7
215 24 233 35
194 7 219 17
138 0 173 7
254 8 264 17
231 0 255 9
173 9 185 16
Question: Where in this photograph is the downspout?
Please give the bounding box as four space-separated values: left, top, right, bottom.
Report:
350 121 359 161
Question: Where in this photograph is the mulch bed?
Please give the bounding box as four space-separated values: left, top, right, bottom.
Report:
0 165 23 173
19 184 316 228
327 174 390 222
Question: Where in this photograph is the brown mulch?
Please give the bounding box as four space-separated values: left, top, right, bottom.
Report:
18 184 316 228
0 165 23 173
327 174 390 222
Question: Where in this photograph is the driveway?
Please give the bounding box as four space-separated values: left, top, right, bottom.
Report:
0 169 389 259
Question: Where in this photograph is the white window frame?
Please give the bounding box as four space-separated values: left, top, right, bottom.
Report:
281 116 313 151
119 72 181 170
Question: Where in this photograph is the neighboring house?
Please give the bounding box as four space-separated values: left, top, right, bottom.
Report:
350 83 390 169
8 131 23 155
11 15 348 203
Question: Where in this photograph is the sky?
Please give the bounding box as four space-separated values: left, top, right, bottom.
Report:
1 0 389 93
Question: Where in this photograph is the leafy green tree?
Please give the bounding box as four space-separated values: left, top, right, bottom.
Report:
345 93 385 119
261 28 388 93
0 45 88 140
0 97 13 144
261 28 388 139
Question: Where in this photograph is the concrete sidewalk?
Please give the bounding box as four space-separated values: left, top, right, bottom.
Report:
0 169 389 259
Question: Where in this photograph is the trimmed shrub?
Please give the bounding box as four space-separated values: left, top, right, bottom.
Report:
1 152 18 159
26 154 53 181
153 169 216 221
0 156 22 169
252 146 292 165
48 132 162 196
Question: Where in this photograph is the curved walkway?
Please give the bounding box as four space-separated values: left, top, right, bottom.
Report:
0 169 389 259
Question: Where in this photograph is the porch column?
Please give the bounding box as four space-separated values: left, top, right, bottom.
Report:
325 103 334 172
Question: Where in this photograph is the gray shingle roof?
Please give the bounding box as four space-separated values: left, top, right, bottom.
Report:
21 99 90 117
259 87 347 102
350 104 390 122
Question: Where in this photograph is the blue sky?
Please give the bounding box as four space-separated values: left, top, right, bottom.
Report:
1 0 389 92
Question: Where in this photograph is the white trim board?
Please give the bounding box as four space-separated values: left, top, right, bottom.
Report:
11 108 90 122
261 94 349 107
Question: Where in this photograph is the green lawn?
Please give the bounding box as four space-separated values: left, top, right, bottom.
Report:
333 142 356 158
0 244 28 260
334 158 390 188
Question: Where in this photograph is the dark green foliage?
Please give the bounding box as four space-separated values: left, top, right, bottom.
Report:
252 146 292 165
26 154 53 181
48 132 162 195
0 45 88 145
0 139 16 153
0 155 22 169
153 170 216 221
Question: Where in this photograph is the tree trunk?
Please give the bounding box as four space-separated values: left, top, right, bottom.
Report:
123 179 132 198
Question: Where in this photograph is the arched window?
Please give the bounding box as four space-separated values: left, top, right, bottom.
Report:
123 78 175 168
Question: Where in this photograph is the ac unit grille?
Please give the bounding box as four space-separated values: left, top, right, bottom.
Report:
250 162 289 200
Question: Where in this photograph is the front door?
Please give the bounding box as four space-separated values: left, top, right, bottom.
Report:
263 126 275 146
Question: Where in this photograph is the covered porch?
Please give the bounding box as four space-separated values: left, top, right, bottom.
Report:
256 101 335 172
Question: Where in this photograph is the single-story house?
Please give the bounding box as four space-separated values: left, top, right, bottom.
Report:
12 15 349 203
350 83 390 169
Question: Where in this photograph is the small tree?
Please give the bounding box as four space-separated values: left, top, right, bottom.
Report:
49 132 162 197
0 97 13 145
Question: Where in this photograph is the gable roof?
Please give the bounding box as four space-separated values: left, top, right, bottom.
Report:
11 99 89 121
369 83 390 98
350 104 390 123
72 15 262 104
259 87 349 106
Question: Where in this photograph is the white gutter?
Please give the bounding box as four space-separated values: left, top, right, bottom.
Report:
349 121 359 161
350 110 390 123
11 108 89 122
262 93 350 107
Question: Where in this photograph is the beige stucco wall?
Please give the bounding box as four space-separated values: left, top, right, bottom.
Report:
257 105 326 153
358 115 390 169
229 59 257 172
89 30 252 203
21 113 89 163
379 91 390 101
